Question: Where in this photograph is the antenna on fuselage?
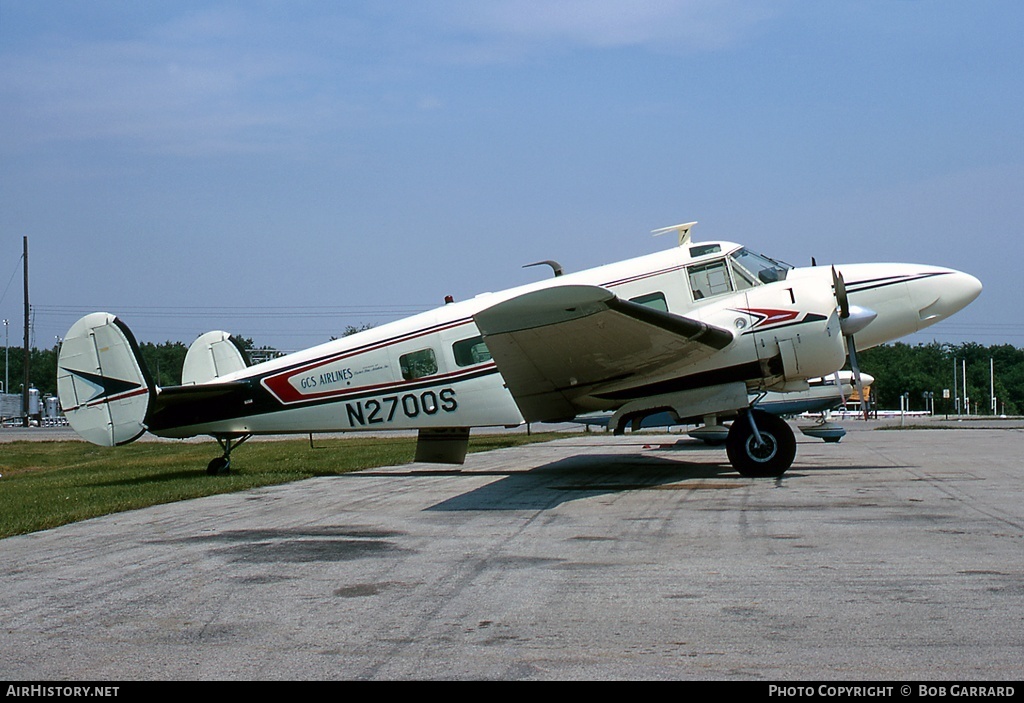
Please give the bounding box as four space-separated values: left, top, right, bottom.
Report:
652 221 697 247
523 260 564 277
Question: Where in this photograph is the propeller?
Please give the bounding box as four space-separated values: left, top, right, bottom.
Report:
832 266 877 419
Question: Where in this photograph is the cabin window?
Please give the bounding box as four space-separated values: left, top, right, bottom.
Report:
687 259 733 300
629 292 669 312
689 244 721 258
399 348 438 380
453 336 492 367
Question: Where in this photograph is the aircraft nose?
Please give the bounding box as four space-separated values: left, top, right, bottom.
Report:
918 270 982 323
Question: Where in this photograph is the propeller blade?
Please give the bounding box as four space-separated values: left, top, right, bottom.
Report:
832 266 850 320
846 335 869 420
833 369 846 406
833 265 871 419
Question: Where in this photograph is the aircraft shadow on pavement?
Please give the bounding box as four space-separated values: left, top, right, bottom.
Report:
425 453 741 512
351 438 905 511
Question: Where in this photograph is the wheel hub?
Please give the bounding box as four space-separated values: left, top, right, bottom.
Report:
746 433 778 462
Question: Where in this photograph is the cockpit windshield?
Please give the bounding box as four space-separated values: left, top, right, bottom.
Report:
729 248 793 286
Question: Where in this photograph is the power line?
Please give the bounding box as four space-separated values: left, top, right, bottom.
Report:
0 254 23 311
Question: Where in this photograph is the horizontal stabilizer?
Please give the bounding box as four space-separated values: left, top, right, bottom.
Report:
144 380 251 434
57 313 154 446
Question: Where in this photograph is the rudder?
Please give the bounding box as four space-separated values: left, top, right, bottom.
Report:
181 330 248 385
57 313 155 446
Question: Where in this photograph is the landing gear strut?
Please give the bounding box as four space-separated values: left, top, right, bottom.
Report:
726 409 796 478
207 434 252 475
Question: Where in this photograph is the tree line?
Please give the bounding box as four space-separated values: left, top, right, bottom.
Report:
857 341 1022 415
3 326 372 401
1 341 189 399
4 338 1022 416
2 337 276 400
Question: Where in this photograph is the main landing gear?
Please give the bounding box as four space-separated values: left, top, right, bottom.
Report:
726 408 796 478
207 434 252 475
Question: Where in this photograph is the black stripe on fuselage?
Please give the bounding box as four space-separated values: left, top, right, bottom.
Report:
843 271 950 295
146 364 502 433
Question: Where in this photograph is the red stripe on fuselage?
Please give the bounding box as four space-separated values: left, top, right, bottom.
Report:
734 308 800 328
265 361 498 405
261 317 480 405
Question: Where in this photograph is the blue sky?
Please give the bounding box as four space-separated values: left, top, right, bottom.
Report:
1 1 1021 353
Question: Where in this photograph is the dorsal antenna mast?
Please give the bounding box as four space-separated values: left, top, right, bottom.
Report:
651 221 697 247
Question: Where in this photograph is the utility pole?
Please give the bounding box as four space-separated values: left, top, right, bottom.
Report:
990 358 995 415
953 357 959 415
22 236 30 427
962 358 968 416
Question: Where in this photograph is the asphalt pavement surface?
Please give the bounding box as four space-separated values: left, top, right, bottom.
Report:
1 418 1022 680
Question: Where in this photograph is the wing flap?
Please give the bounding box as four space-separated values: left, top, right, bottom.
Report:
473 285 733 422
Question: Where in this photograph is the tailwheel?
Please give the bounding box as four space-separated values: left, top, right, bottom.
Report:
207 434 251 475
207 456 230 475
726 409 796 478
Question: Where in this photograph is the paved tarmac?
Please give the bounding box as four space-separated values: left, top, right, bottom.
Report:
1 419 1023 681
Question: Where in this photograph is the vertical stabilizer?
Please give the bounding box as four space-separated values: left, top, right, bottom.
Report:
182 330 248 385
57 313 154 446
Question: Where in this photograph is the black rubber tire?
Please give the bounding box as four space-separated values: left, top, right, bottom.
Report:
726 409 796 478
206 457 231 475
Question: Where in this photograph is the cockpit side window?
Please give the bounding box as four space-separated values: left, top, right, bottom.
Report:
687 259 733 301
729 259 758 291
730 248 792 285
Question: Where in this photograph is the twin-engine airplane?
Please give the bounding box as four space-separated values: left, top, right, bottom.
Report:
56 223 981 478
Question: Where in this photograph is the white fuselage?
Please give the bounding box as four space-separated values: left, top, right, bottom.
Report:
156 241 981 438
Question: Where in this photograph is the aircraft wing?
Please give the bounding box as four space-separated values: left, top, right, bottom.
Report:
473 285 733 422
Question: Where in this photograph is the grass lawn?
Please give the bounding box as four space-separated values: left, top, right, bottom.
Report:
0 432 566 538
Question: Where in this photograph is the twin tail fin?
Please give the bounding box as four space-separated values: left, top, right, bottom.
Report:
57 313 155 446
58 314 250 447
